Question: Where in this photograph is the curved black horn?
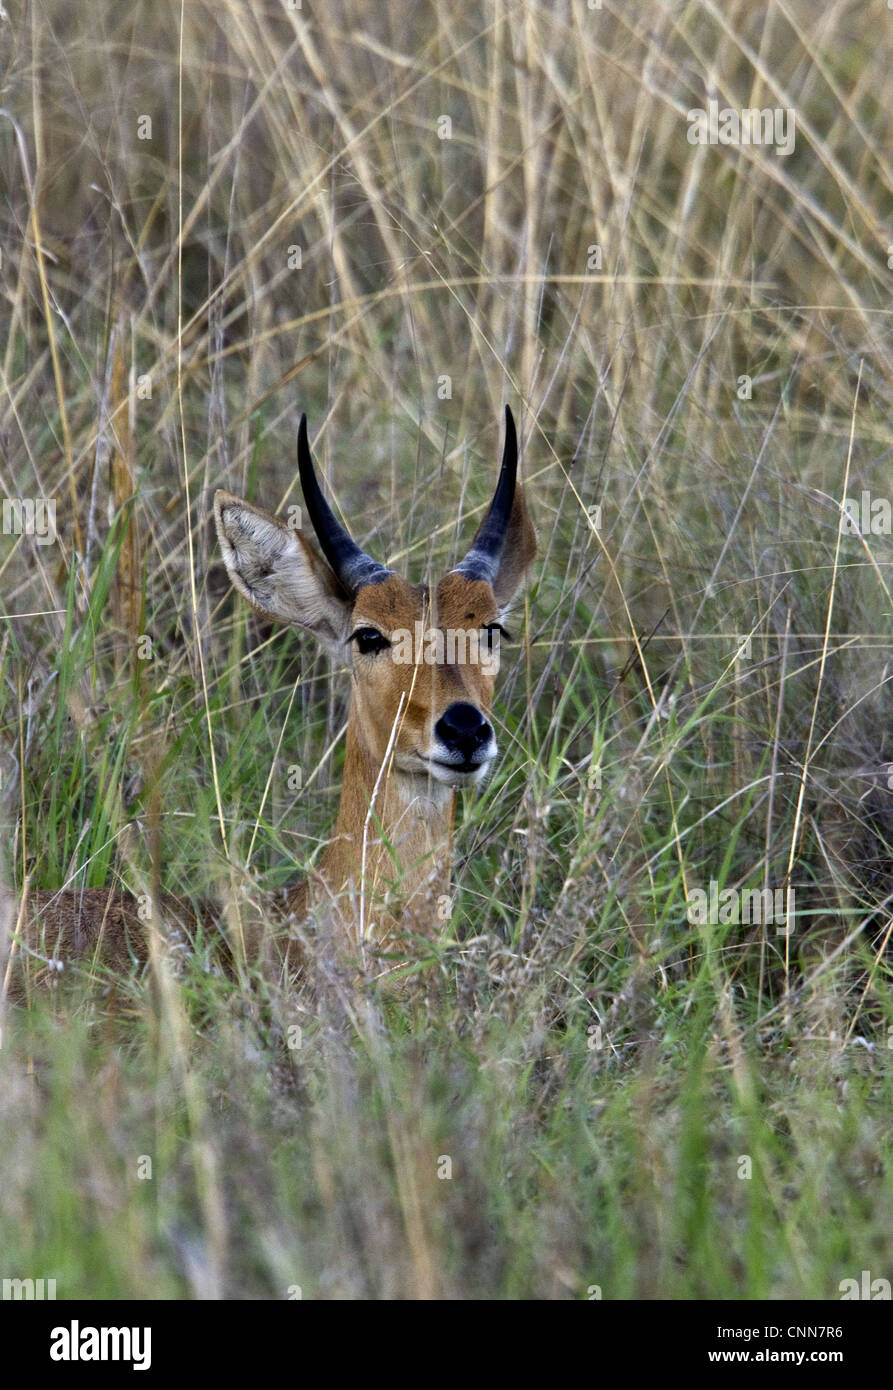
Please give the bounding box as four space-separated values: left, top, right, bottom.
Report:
452 405 518 585
297 414 390 593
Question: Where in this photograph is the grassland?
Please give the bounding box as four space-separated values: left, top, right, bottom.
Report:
1 0 892 1299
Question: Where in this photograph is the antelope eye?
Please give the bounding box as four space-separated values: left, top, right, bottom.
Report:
482 623 511 650
352 627 391 655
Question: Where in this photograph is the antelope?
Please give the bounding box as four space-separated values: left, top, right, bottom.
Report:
2 408 535 993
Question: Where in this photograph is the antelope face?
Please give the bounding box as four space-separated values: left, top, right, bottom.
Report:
215 408 536 795
346 570 507 789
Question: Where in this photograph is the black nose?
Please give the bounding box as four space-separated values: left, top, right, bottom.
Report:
434 702 493 760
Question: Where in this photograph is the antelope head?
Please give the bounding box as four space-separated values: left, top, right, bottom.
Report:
213 409 536 808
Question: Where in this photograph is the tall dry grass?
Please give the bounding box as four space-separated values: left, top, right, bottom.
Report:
0 0 891 1299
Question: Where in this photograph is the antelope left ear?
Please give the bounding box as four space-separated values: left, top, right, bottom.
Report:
492 484 536 610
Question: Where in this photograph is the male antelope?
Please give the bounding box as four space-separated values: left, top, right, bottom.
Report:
3 409 534 989
214 406 535 969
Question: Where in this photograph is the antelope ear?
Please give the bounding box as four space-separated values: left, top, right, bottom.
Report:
214 491 352 651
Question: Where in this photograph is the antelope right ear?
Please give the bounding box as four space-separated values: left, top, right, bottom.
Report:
214 491 353 652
